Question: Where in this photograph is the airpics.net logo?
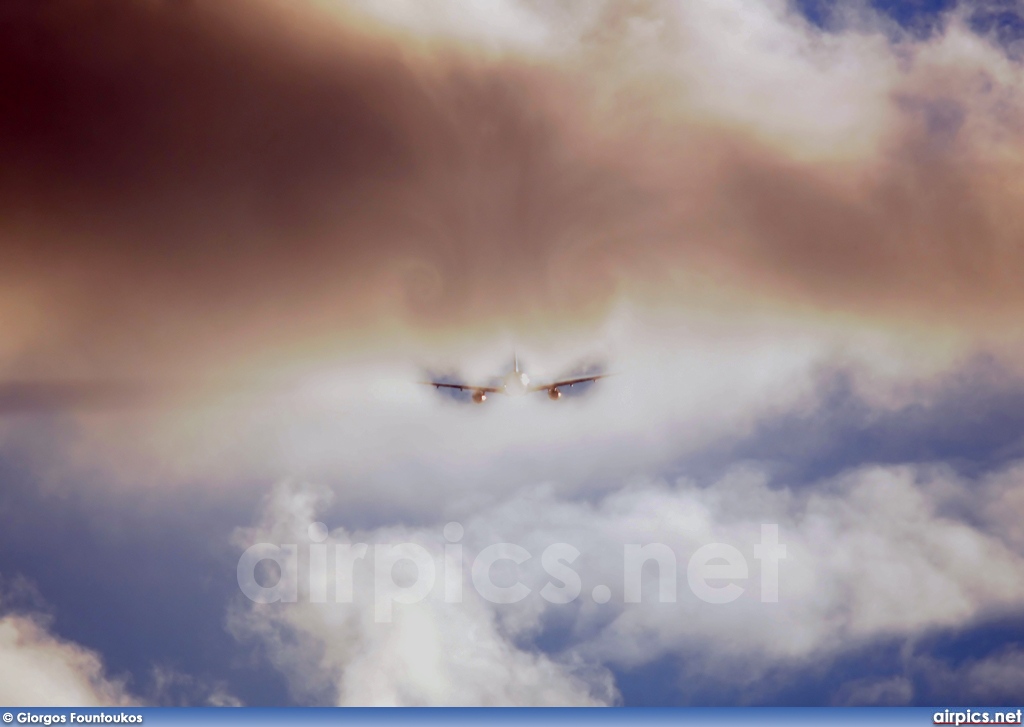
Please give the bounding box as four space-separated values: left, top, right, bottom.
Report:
236 523 787 622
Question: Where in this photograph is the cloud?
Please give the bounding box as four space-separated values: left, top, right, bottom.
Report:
230 456 1024 705
228 483 615 705
834 642 1024 705
832 674 915 706
0 613 135 707
914 645 1024 704
0 577 240 707
3 0 1024 492
8 300 973 501
3 0 1024 387
146 666 243 708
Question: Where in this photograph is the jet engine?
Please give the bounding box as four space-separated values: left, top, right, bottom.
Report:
547 387 562 400
472 390 487 404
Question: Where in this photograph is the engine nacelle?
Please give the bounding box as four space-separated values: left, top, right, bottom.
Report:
472 390 487 404
548 387 562 400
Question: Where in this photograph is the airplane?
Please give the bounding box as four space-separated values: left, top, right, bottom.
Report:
423 354 610 403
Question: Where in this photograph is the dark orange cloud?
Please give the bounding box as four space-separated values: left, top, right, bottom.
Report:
2 0 1024 384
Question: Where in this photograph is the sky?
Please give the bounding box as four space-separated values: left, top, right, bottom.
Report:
2 0 1024 707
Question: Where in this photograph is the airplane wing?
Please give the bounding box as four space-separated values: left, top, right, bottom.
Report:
423 382 502 393
528 374 611 392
